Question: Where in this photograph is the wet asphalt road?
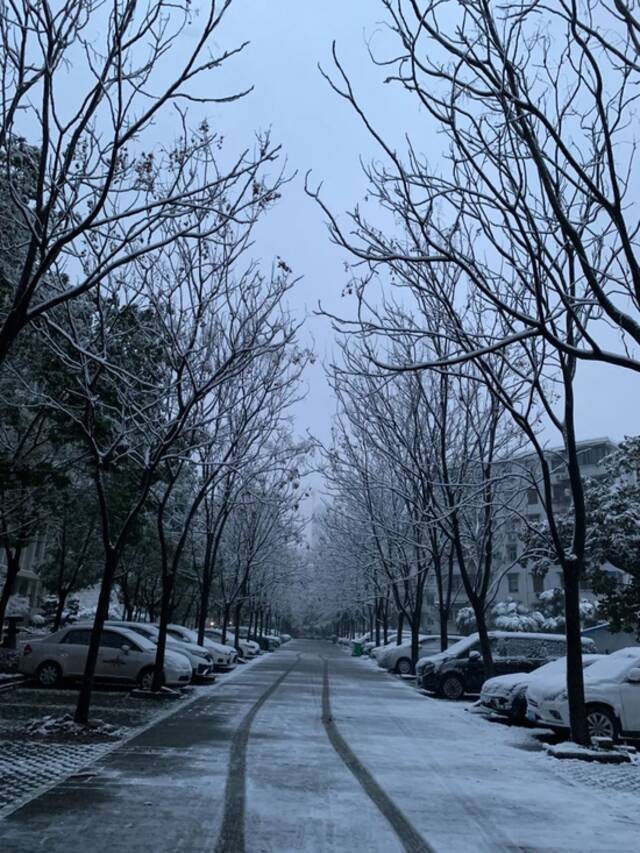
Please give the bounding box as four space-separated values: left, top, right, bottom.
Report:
0 640 637 853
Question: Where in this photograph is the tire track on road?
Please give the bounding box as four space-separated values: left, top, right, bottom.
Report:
214 655 299 853
321 658 435 853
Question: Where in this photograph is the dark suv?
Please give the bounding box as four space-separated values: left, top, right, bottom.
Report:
416 631 597 700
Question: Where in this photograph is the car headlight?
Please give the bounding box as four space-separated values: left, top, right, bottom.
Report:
547 688 568 702
193 650 208 659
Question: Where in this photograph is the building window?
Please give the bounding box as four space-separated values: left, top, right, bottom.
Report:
527 488 539 505
506 544 518 562
553 483 569 504
532 574 544 594
507 573 520 593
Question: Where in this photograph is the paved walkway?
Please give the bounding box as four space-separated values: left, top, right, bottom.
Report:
1 640 638 852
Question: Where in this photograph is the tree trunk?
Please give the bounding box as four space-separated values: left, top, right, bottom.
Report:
53 592 69 632
221 603 231 645
397 611 404 644
473 601 494 679
74 550 118 724
233 600 243 652
564 562 589 744
196 567 214 646
438 604 449 652
152 574 175 692
410 618 420 669
0 550 21 645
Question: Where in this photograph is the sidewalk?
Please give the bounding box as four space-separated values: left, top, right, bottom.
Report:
0 654 276 853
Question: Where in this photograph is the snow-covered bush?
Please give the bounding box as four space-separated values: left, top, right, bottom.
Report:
6 595 30 618
455 607 477 634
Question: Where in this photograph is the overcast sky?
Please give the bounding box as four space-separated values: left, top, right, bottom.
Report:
201 2 638 456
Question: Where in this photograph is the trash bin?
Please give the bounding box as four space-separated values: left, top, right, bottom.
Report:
352 640 363 657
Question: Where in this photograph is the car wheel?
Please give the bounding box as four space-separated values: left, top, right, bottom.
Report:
138 667 163 691
511 695 528 725
586 706 619 741
440 674 465 700
396 657 413 676
36 661 62 688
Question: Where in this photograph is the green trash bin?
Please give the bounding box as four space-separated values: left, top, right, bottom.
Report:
352 640 363 656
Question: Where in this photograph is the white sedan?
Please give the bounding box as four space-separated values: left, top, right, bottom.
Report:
167 624 238 670
205 628 260 659
527 648 640 741
107 621 214 678
377 635 462 675
480 654 602 723
18 624 192 689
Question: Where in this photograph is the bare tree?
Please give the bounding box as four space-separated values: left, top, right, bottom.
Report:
307 0 628 742
0 0 265 366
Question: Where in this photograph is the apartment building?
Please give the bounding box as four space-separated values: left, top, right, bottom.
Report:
422 437 624 632
0 536 47 623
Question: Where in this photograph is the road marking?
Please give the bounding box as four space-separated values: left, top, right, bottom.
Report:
214 655 300 853
321 658 435 853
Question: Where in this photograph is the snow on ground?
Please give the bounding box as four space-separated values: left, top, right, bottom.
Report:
334 646 640 852
2 642 639 852
0 663 257 821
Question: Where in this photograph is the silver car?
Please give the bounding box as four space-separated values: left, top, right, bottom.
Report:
205 628 260 659
167 624 238 670
107 621 214 678
18 624 192 690
378 635 463 675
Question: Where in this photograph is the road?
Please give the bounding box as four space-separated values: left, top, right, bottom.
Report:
0 640 637 852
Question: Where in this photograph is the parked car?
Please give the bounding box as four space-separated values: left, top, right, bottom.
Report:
417 631 597 700
480 654 603 723
256 634 280 652
204 628 259 659
18 623 192 689
364 634 400 655
378 635 463 675
166 624 237 670
107 621 214 678
369 634 401 660
526 647 640 741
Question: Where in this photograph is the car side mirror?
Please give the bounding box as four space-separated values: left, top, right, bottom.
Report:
121 644 131 654
627 667 640 683
468 650 482 662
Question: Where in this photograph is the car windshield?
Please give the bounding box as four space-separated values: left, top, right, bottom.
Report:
119 630 155 651
584 653 640 683
439 636 476 657
129 625 158 641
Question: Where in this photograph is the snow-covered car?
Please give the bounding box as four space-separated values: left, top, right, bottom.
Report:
527 647 640 741
256 634 280 652
204 628 259 659
363 634 397 655
107 621 214 678
378 635 462 675
280 633 292 643
417 632 597 700
369 634 401 660
480 654 603 723
18 624 192 689
167 624 237 670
